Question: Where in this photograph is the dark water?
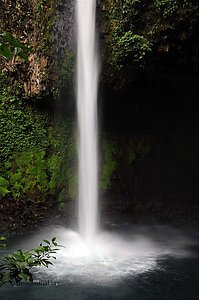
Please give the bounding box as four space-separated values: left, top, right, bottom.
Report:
0 224 198 300
0 256 198 300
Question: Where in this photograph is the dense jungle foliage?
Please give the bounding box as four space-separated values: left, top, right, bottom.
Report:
103 0 199 86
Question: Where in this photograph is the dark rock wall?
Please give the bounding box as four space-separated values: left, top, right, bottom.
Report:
0 0 76 99
54 0 75 63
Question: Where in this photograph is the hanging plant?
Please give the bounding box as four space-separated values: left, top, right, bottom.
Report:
0 32 32 60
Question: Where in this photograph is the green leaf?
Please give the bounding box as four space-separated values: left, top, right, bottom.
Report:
43 239 50 245
0 32 32 61
0 44 13 59
43 246 49 251
0 32 31 52
19 272 30 281
17 51 29 61
0 186 10 197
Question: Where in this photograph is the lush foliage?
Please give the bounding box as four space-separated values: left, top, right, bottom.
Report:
104 0 199 84
0 238 60 286
0 76 76 204
0 177 10 197
114 33 152 68
0 86 48 161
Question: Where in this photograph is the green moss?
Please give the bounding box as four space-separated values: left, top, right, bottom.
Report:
99 134 154 192
59 49 75 88
0 176 10 197
58 188 66 209
68 173 77 199
32 0 57 98
33 0 55 56
100 141 118 190
0 84 49 161
47 155 62 191
4 150 48 200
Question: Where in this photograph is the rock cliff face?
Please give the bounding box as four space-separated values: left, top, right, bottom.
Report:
54 0 75 62
1 0 199 96
97 0 199 88
0 0 76 99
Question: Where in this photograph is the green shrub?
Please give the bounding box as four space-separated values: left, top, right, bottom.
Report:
155 0 178 17
4 150 49 200
0 238 60 287
112 32 152 69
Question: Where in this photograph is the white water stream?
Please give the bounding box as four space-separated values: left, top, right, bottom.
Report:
77 0 98 244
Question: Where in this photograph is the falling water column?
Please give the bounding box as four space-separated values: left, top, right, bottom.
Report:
77 0 98 244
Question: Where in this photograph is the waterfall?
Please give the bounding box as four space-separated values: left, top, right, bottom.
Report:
77 0 98 244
